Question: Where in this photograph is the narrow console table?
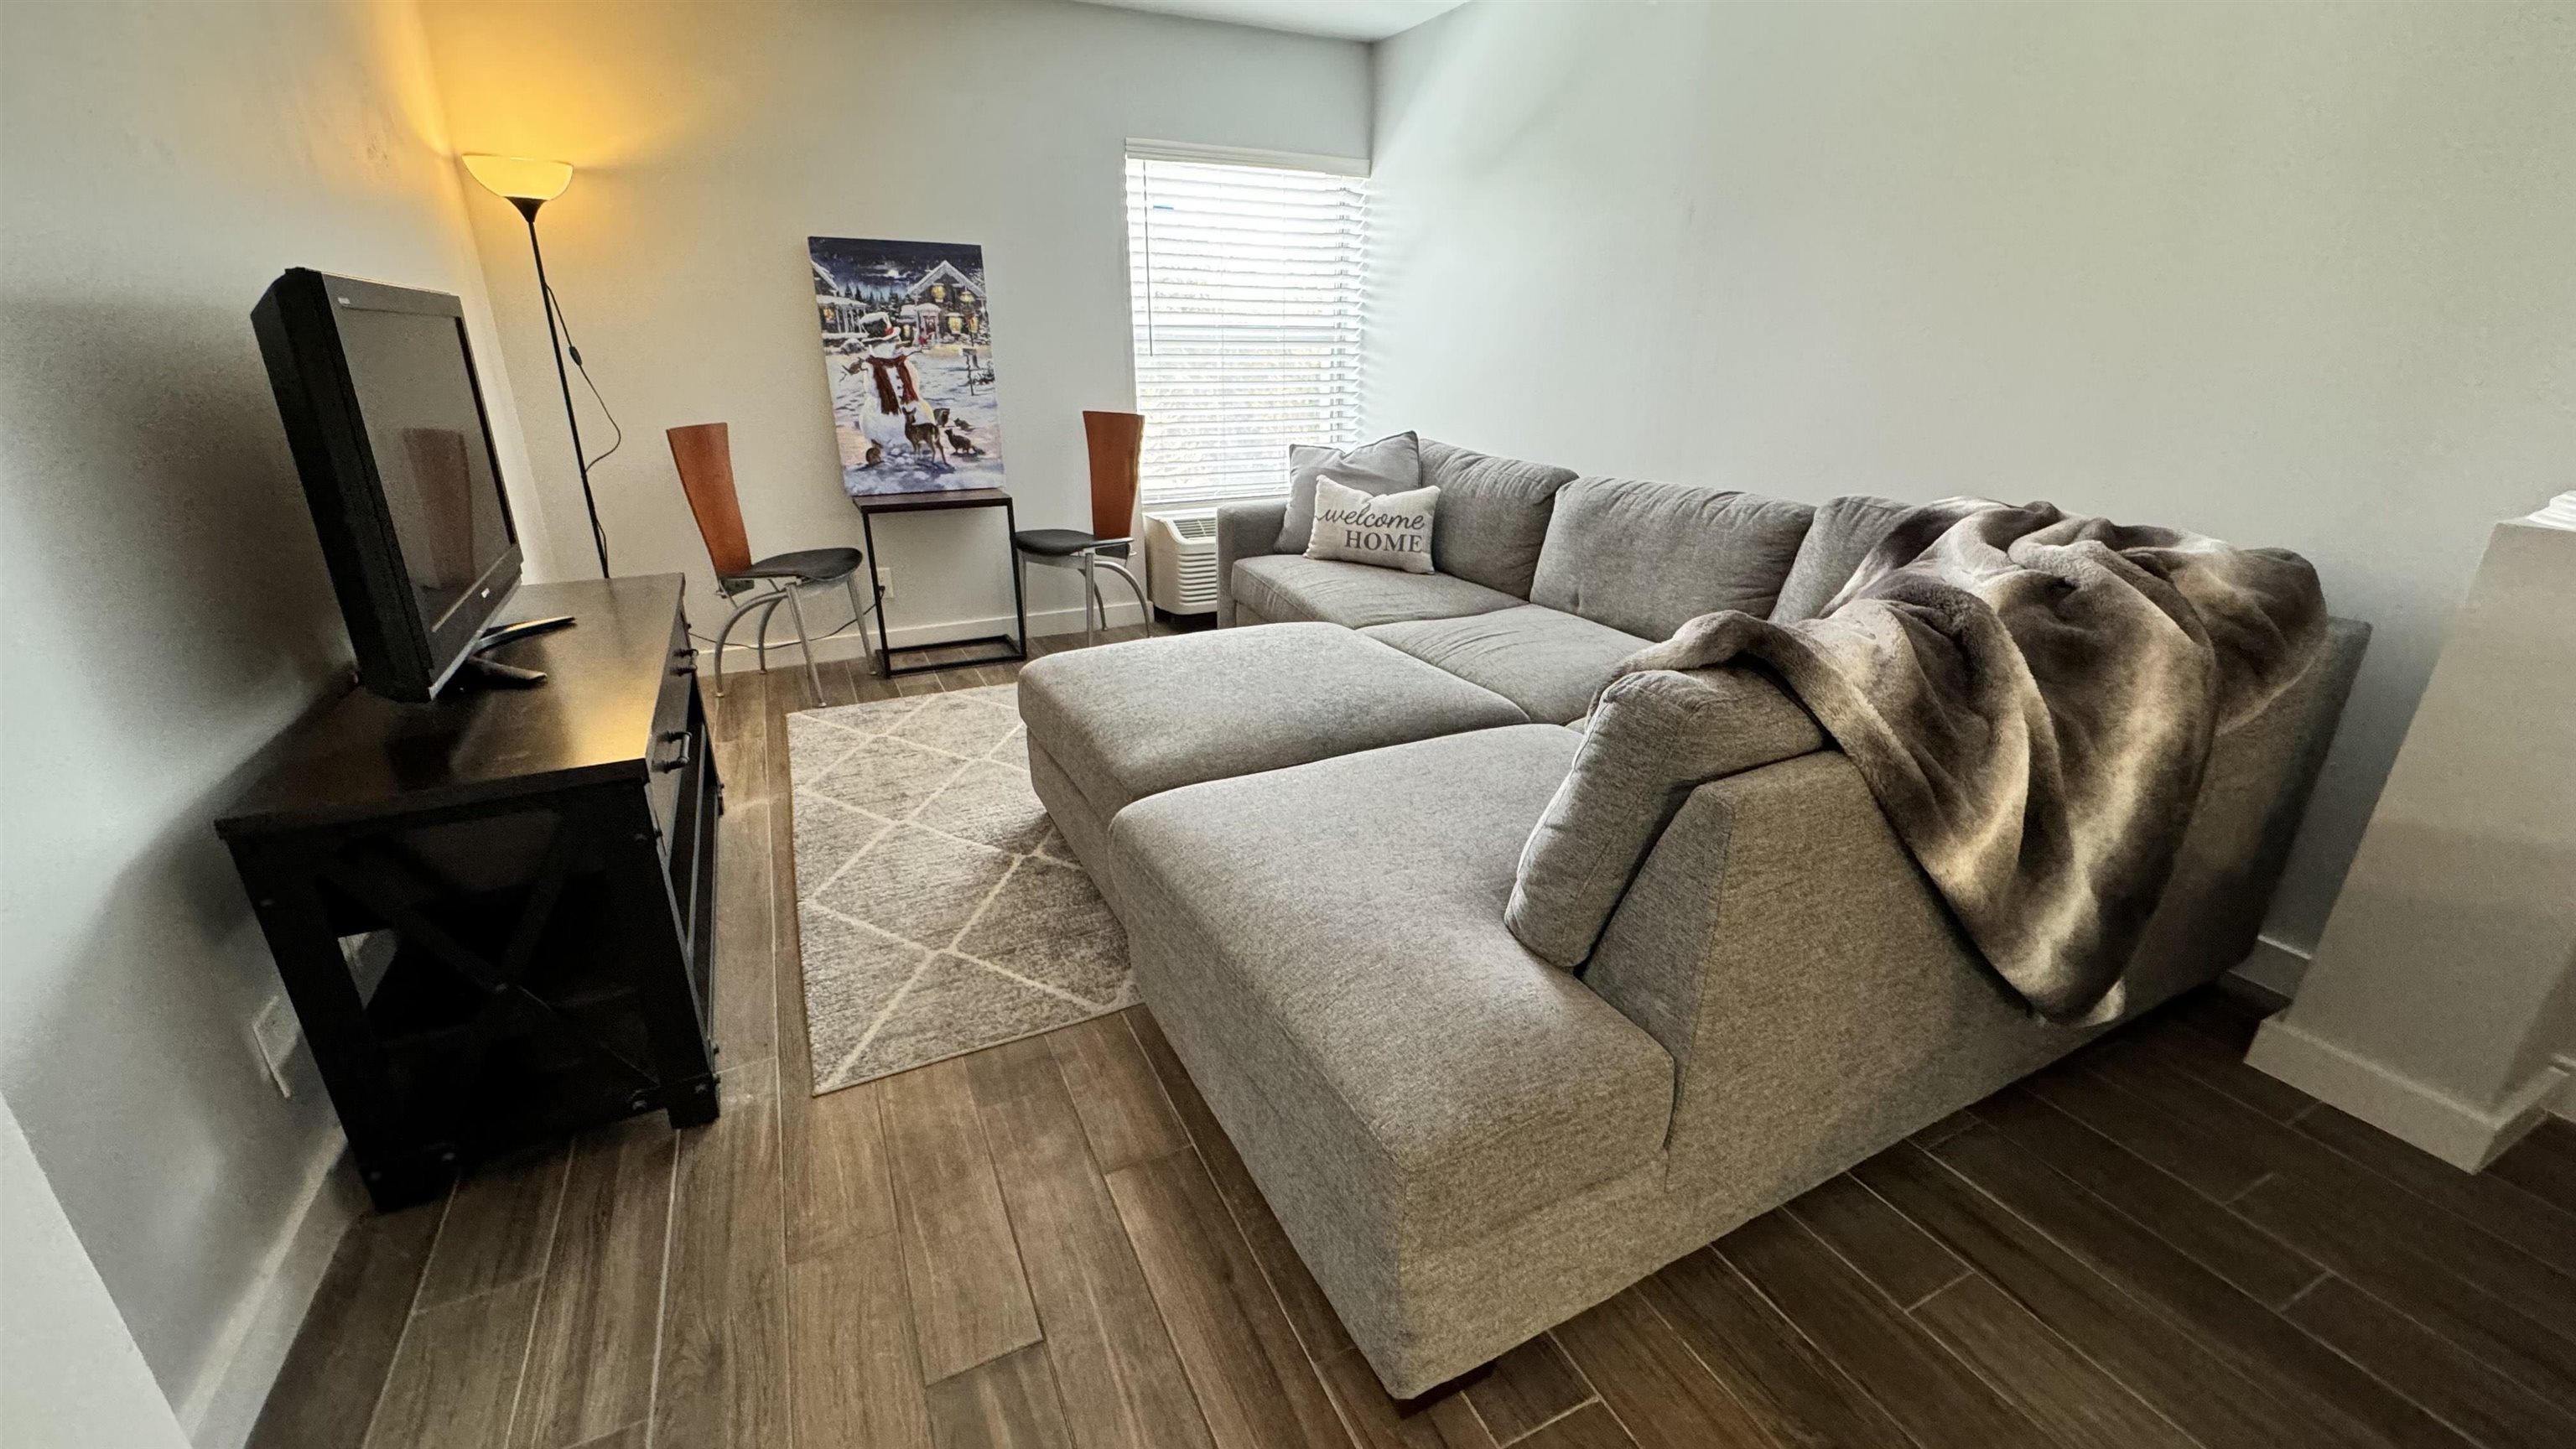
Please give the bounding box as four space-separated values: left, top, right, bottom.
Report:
217 574 721 1210
852 486 1028 677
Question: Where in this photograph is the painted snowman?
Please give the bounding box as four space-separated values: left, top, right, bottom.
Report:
842 312 943 469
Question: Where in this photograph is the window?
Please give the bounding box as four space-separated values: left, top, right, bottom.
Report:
1124 143 1366 508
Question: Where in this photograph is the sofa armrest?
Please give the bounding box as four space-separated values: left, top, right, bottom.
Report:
1215 500 1288 627
1509 667 1825 967
1583 750 2075 1223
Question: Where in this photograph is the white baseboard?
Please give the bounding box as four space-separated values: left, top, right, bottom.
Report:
2246 1015 2566 1171
693 599 1148 675
2226 933 2313 1000
178 1135 356 1449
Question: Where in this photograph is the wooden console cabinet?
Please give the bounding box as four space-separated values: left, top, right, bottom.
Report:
218 575 720 1210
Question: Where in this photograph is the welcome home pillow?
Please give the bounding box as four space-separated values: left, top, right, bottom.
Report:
1278 432 1422 553
1306 478 1440 573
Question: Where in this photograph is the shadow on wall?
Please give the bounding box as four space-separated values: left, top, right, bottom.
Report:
8 713 354 1391
0 291 361 1398
1 295 350 719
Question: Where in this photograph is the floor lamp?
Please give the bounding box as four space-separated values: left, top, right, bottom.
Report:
462 153 611 577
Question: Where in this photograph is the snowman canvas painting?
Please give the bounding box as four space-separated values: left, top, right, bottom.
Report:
808 236 1004 496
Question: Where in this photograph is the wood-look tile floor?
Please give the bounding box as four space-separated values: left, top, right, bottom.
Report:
253 624 2576 1449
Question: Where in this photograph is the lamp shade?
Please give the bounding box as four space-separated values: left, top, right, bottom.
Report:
461 153 574 204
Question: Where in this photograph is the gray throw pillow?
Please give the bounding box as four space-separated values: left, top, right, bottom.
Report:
1508 667 1826 969
1278 431 1421 553
1306 479 1438 574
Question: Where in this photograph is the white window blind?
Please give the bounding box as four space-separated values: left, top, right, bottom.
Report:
1124 146 1366 507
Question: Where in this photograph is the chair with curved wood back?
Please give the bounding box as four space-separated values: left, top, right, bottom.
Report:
667 421 868 699
1011 410 1151 646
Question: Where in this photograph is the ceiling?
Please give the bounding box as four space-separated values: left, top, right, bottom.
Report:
1065 0 1468 42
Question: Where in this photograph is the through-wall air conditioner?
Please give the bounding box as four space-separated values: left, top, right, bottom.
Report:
1143 508 1221 617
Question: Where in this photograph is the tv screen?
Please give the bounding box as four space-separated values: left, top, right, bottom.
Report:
253 270 522 700
338 308 514 633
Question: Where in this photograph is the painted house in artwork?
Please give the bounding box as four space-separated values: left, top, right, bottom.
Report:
902 260 986 341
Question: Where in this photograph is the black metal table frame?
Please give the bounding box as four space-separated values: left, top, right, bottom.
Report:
854 488 1029 678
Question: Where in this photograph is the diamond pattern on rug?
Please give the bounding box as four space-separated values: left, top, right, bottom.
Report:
890 692 1021 756
787 683 1135 1094
813 823 1013 946
784 709 873 782
792 794 892 891
834 953 1097 1085
914 760 1055 854
809 735 969 819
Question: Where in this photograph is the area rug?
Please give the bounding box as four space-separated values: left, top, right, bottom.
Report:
784 684 1132 1094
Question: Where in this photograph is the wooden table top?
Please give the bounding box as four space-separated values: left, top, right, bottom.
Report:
216 574 686 838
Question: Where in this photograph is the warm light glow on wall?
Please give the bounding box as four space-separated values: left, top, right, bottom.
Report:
461 153 574 203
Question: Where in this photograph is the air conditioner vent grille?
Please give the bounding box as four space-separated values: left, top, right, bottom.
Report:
1142 508 1223 616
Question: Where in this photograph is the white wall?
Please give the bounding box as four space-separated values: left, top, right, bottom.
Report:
1367 0 2576 957
418 0 1371 647
2 1092 194 1449
0 2 544 1440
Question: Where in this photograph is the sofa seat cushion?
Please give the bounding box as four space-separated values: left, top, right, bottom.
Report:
1233 554 1523 630
1017 622 1528 822
1112 724 1675 1257
1363 605 1653 725
1530 478 1816 638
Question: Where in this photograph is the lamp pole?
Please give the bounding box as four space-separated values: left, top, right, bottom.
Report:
512 195 610 578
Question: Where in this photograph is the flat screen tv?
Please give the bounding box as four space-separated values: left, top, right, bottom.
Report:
252 268 522 701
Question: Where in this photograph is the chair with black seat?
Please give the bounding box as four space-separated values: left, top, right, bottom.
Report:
667 422 868 699
1015 410 1152 647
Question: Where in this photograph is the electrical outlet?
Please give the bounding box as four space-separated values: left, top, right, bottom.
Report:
252 994 302 1098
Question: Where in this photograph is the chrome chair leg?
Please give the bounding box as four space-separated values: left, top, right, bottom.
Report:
1079 553 1100 647
712 592 775 698
783 584 824 701
755 589 787 676
1095 558 1150 638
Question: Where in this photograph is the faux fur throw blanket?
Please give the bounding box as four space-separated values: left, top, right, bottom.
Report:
1616 498 2327 1023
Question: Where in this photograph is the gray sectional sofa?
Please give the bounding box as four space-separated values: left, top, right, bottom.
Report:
1019 439 2368 1398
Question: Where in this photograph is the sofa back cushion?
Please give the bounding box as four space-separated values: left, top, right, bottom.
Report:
1530 479 1815 639
1418 439 1580 598
1508 666 1826 969
1768 494 1915 623
1278 432 1422 554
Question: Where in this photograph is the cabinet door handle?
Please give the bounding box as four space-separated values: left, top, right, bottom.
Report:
655 730 694 772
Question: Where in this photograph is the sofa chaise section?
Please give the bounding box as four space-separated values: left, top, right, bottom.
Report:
1017 623 1529 895
1110 724 1679 1391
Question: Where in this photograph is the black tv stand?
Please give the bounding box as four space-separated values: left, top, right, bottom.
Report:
455 614 578 688
217 577 719 1209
